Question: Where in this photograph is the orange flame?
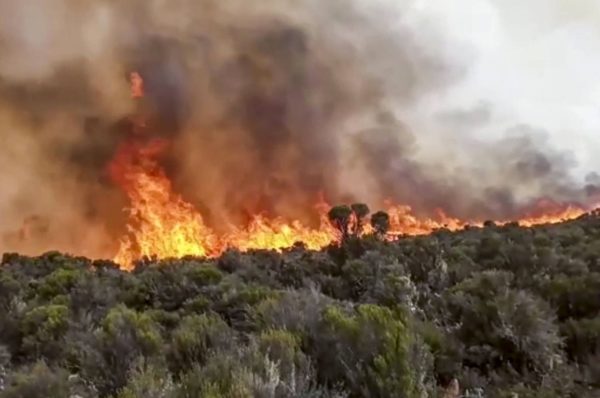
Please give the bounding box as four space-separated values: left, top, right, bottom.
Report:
109 72 594 269
110 143 218 268
222 211 337 253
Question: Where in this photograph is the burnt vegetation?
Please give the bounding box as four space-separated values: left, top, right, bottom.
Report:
1 208 600 398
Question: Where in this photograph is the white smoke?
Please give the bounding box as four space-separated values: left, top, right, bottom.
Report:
401 0 600 178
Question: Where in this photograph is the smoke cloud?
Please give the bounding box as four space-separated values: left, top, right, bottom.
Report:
0 0 598 258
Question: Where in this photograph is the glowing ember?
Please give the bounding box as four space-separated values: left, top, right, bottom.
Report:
109 72 593 269
130 72 144 99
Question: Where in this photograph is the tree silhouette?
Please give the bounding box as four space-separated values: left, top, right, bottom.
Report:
371 211 390 237
328 205 353 239
351 203 370 235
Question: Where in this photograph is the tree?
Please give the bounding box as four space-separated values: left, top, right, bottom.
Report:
351 203 370 235
371 211 391 237
328 205 353 239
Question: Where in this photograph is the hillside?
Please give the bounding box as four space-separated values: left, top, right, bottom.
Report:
1 214 600 397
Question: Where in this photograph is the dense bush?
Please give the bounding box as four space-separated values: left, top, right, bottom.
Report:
1 214 600 397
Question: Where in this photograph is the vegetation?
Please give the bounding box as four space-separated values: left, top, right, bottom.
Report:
1 208 600 397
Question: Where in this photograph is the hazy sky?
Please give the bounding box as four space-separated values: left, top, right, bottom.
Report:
397 0 600 178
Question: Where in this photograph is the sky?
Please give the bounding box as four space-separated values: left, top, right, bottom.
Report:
397 0 600 178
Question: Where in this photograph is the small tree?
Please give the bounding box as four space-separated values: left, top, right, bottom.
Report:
371 211 391 238
351 203 370 235
328 205 353 239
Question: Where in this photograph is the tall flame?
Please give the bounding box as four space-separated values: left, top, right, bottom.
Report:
109 72 593 269
109 140 219 268
109 72 217 268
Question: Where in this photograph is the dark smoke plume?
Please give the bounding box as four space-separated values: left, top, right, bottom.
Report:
0 0 597 257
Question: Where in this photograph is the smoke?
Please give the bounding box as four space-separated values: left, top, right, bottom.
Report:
0 0 598 257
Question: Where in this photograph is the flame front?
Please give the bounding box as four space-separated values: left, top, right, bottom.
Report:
110 150 339 268
109 73 216 268
109 72 592 269
109 73 340 269
109 132 340 269
110 141 218 268
223 210 337 254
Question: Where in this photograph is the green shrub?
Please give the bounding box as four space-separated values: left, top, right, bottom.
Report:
315 304 431 397
185 265 223 287
539 273 600 320
75 305 165 396
175 359 253 398
561 317 600 363
115 358 175 398
102 305 163 355
3 216 600 396
37 268 84 300
20 304 69 360
0 361 69 398
256 328 311 386
169 313 233 374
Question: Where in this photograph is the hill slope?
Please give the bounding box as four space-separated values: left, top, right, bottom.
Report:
1 215 600 397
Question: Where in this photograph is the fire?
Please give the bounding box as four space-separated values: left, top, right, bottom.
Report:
109 72 593 269
381 202 588 235
110 72 217 268
383 205 468 236
110 142 218 268
223 211 337 253
108 131 339 269
504 200 587 227
110 72 341 269
130 72 144 99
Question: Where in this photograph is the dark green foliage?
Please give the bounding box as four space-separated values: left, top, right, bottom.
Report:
20 304 70 360
168 313 233 375
328 205 353 238
351 203 370 235
113 358 174 398
351 203 370 220
312 304 431 397
370 211 391 237
538 273 600 320
257 329 305 375
72 305 164 396
185 264 223 286
2 213 600 397
37 268 84 300
0 361 70 398
561 317 600 384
